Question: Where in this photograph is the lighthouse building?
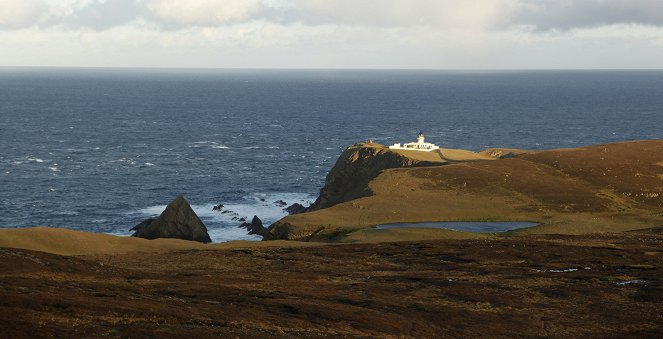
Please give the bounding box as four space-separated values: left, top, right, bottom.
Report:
388 132 440 152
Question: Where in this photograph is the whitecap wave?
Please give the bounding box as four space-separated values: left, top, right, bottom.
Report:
190 141 230 149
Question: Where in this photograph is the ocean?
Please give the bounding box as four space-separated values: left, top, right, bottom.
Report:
1 68 662 242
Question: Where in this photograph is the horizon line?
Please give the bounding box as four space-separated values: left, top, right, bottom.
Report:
1 65 662 72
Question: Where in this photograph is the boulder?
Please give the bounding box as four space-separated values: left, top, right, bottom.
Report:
131 195 212 243
273 200 287 207
284 203 306 215
239 215 267 236
212 204 224 211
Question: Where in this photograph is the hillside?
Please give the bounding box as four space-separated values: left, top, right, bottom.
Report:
2 229 662 337
265 140 663 241
308 142 494 211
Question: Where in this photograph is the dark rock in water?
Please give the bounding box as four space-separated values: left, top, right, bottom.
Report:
221 210 232 214
212 204 224 211
238 217 246 222
238 215 266 236
130 217 156 234
284 203 306 215
131 195 212 243
259 198 266 202
273 200 287 207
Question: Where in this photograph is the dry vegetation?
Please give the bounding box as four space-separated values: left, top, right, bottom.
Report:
1 228 662 338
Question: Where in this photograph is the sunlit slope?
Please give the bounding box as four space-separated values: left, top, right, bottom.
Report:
266 140 663 241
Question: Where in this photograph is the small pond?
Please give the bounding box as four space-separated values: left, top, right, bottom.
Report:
375 221 539 233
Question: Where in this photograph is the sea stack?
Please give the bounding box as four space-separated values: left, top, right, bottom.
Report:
131 195 212 243
239 215 267 236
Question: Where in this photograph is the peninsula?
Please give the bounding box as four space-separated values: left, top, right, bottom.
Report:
265 139 663 241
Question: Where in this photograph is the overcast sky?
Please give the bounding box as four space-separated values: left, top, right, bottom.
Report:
1 0 663 69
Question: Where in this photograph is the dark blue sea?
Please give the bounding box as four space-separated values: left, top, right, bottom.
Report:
1 68 662 241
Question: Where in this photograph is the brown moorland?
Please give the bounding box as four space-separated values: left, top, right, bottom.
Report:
0 228 662 337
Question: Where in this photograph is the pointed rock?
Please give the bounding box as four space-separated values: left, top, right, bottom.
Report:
238 215 266 236
284 203 306 215
131 195 212 243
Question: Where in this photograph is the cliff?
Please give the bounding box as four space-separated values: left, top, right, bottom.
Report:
264 140 663 242
307 143 447 211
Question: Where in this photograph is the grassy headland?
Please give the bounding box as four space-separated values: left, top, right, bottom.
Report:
266 140 663 242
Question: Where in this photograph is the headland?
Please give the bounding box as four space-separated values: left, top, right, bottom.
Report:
266 139 663 242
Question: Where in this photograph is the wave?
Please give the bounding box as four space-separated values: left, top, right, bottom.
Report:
190 141 230 149
242 146 280 149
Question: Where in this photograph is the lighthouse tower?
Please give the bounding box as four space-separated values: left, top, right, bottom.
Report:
417 131 425 144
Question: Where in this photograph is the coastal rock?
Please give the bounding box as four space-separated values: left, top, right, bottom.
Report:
130 217 157 234
239 215 266 236
284 203 306 215
131 195 212 243
273 200 287 207
212 204 224 211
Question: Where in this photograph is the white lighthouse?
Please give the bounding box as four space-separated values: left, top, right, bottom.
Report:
417 131 425 144
388 131 440 152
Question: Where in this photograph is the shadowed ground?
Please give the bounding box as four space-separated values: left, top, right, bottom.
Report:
1 228 662 337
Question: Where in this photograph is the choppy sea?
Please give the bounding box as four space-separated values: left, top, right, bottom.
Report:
1 68 662 242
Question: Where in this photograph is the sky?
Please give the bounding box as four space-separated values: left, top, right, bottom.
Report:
1 0 663 69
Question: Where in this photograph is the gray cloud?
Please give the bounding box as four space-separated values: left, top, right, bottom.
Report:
513 0 663 31
2 0 663 32
65 0 145 31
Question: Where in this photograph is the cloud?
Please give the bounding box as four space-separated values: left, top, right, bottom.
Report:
66 0 144 31
3 0 663 32
145 0 263 27
0 0 48 29
286 0 520 29
513 0 663 31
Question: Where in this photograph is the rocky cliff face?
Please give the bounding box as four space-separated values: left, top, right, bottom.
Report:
307 143 443 211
